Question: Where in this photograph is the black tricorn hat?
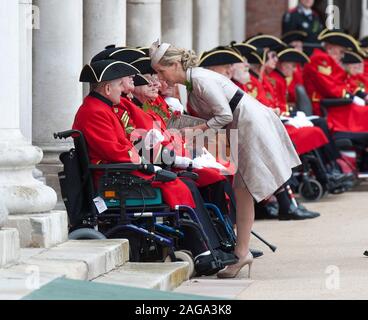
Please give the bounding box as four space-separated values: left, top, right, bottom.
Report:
281 30 308 44
198 49 244 67
342 51 364 64
79 59 140 83
90 45 125 62
133 74 150 86
131 57 156 75
318 30 361 52
91 47 146 64
137 47 150 56
277 48 310 63
246 34 288 52
230 42 258 60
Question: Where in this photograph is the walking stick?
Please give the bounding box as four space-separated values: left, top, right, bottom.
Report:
251 230 277 252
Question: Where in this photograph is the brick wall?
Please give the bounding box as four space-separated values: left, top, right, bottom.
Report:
246 0 289 39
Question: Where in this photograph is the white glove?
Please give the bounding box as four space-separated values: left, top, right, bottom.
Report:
353 95 366 106
285 111 314 128
173 156 195 169
153 165 162 173
165 97 184 114
192 148 226 170
144 129 164 149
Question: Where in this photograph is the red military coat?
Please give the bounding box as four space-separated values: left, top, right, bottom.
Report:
72 93 195 208
119 96 226 188
303 49 368 133
238 71 328 155
287 64 304 104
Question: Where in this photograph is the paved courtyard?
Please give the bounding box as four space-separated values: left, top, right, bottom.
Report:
175 181 368 300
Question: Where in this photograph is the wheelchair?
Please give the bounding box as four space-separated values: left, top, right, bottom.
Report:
54 129 237 277
290 85 362 201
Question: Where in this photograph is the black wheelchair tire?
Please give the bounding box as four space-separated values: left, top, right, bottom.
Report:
298 179 323 202
68 228 106 240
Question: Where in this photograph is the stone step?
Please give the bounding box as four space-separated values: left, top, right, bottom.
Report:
0 228 20 267
4 210 68 248
19 239 130 280
0 264 61 300
94 261 189 291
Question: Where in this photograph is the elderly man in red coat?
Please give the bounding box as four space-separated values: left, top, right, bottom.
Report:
303 30 368 133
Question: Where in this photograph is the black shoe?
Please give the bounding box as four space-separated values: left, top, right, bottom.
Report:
279 207 320 220
250 248 263 259
292 202 320 216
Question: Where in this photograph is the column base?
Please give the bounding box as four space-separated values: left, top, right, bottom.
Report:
0 129 57 214
0 228 20 267
4 211 68 248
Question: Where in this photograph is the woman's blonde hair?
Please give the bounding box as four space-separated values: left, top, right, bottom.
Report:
152 44 199 71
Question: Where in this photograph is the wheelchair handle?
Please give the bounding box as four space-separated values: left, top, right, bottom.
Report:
53 130 82 140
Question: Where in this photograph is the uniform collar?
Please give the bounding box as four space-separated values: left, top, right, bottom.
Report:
89 91 113 107
298 4 312 16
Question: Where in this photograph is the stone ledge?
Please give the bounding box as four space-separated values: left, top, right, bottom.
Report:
25 239 129 280
0 228 20 267
94 262 189 291
5 210 68 248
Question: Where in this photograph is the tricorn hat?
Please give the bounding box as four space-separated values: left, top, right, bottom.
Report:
79 59 140 83
131 57 156 75
281 30 308 44
91 47 146 64
246 34 288 52
342 51 364 64
318 30 361 52
198 48 244 67
277 48 310 63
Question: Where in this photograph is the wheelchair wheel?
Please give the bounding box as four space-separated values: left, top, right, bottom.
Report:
68 228 106 240
165 250 195 279
298 179 323 202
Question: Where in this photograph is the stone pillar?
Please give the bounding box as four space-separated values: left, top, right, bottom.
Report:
193 0 220 54
232 0 246 43
32 0 83 205
0 0 61 249
361 0 368 38
0 0 56 215
126 0 161 47
220 0 232 45
19 0 33 143
83 0 127 95
162 0 193 49
84 0 126 63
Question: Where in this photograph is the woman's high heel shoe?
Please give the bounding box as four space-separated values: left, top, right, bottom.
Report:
217 252 253 279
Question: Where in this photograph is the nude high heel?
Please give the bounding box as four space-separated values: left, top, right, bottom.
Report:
217 251 253 279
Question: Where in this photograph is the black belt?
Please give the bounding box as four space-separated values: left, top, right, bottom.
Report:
229 89 244 113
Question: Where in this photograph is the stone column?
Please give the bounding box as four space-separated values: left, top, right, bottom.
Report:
193 0 220 54
162 0 193 49
361 0 368 38
84 0 127 63
126 0 161 47
0 0 60 249
83 0 127 95
19 0 33 143
232 0 246 42
32 0 83 205
220 0 232 45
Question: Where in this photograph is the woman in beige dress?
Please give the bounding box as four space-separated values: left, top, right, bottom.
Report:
150 42 301 278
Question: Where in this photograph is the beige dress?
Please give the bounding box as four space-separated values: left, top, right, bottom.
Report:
186 67 301 202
